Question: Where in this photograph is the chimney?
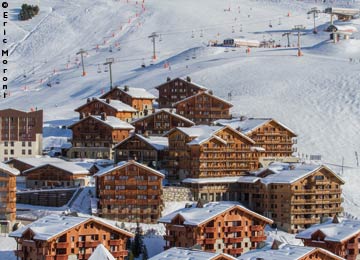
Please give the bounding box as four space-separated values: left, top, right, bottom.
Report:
240 115 247 121
169 108 173 113
152 108 155 114
143 130 149 138
289 164 296 170
186 76 191 82
92 97 95 101
101 112 107 121
79 113 85 119
87 98 91 103
208 90 213 95
124 85 129 92
166 76 171 82
106 98 110 104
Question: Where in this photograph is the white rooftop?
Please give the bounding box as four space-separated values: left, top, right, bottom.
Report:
159 201 272 226
91 115 135 129
89 244 115 260
94 160 165 178
182 176 260 184
114 134 168 151
119 86 156 99
0 162 20 176
131 109 195 125
10 214 132 241
6 157 65 167
173 91 233 107
155 77 208 91
149 247 236 260
97 98 137 112
296 218 360 243
23 161 89 175
238 244 344 260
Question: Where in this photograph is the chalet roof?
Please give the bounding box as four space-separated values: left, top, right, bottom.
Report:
159 201 272 226
259 163 345 185
0 108 43 116
296 218 360 243
22 161 89 175
173 91 233 107
182 176 260 184
75 97 137 112
0 162 20 176
168 125 255 145
154 77 208 91
9 214 133 241
131 109 195 125
214 117 297 137
149 247 237 260
68 115 135 130
94 160 165 178
113 134 168 151
5 157 65 168
101 86 156 99
89 244 115 260
238 244 345 260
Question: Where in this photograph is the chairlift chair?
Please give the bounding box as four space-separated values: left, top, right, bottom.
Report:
269 20 272 28
159 34 162 42
55 79 60 84
200 30 204 38
191 30 195 38
240 24 243 32
97 64 102 73
104 65 109 72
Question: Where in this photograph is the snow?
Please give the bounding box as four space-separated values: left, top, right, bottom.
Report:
0 235 17 260
22 161 89 175
173 91 233 107
114 134 169 151
131 109 195 125
149 247 237 260
89 244 115 260
69 115 135 129
102 86 156 99
76 97 137 112
0 162 20 176
182 176 260 184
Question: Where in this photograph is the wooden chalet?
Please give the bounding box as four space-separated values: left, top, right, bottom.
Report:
75 97 137 122
95 160 164 223
10 214 133 260
5 157 65 175
296 216 360 260
23 161 89 188
159 202 273 257
165 125 259 181
0 162 19 225
68 114 134 159
174 91 233 125
113 133 168 169
131 109 195 136
149 247 237 260
100 86 155 118
155 77 208 108
239 241 345 260
215 117 297 166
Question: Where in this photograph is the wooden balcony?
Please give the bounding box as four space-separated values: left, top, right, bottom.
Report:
78 254 92 260
14 250 24 257
109 239 124 246
224 226 244 232
250 236 267 242
292 218 319 225
225 237 243 243
22 240 36 247
204 238 216 244
56 242 69 248
250 225 263 231
227 248 243 255
205 227 215 233
112 250 128 257
85 241 99 247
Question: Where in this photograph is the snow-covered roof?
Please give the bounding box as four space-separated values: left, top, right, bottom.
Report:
168 125 255 145
159 201 272 226
149 247 237 260
23 161 89 175
173 91 233 107
296 218 360 243
0 162 20 176
214 118 297 136
69 115 134 130
94 160 165 178
131 109 195 125
119 86 156 99
6 157 65 167
76 97 137 112
182 176 260 184
9 214 133 241
259 163 344 185
89 244 115 260
155 77 208 91
113 134 168 151
238 244 344 260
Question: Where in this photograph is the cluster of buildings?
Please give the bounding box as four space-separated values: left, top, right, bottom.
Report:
0 76 354 260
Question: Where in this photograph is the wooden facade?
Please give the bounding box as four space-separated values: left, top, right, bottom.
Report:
174 92 233 125
155 77 207 108
10 215 133 260
0 163 19 224
0 109 43 161
95 161 164 223
23 163 89 189
100 86 155 117
68 114 134 159
166 126 259 180
160 203 272 257
113 134 168 169
75 97 136 122
131 109 195 136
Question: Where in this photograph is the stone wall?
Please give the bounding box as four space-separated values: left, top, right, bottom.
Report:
163 187 193 202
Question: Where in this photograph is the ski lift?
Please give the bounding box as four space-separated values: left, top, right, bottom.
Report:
269 20 272 28
200 30 204 38
240 24 243 32
109 45 113 52
97 64 102 73
47 81 52 87
141 58 146 68
232 26 235 33
75 56 79 62
224 48 229 53
104 65 109 72
186 55 190 61
55 78 60 84
278 18 281 25
67 56 71 63
191 30 195 38
307 13 310 19
192 50 196 59
159 34 162 42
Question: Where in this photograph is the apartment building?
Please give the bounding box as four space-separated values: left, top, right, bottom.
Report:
100 86 155 117
75 97 137 122
296 217 360 260
155 77 207 108
131 109 195 136
0 108 43 162
10 214 133 260
159 202 272 257
68 114 134 159
95 160 164 223
174 91 233 125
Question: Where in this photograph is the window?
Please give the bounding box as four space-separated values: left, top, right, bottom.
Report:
22 142 25 147
22 150 25 155
4 142 8 147
10 150 14 155
28 150 32 155
4 150 7 155
10 142 14 147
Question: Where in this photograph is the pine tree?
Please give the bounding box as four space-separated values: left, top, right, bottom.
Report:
131 222 143 258
128 251 135 260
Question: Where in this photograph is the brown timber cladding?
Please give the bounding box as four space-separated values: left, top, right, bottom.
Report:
0 171 16 222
